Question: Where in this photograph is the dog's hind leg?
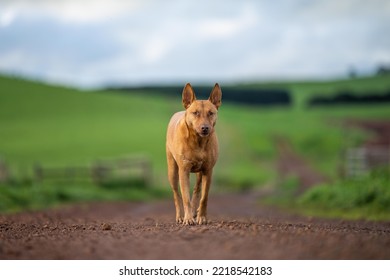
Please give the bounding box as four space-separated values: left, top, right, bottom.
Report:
191 172 202 218
166 150 182 223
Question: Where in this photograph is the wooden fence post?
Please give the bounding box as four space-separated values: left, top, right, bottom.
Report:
91 163 110 185
0 159 10 184
33 163 43 182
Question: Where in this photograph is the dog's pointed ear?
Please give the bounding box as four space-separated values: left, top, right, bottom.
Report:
209 83 222 109
182 83 196 109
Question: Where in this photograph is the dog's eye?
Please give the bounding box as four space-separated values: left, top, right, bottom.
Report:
208 111 214 116
192 111 200 116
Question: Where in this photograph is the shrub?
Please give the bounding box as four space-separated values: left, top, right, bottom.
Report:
298 168 390 212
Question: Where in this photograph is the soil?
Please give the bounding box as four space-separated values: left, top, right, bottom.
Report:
345 119 390 147
1 192 390 260
276 137 328 194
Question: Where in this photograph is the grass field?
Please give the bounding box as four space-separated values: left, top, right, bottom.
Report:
0 76 177 211
1 74 389 217
0 77 173 169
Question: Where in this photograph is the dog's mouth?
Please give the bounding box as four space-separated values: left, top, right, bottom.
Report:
197 129 210 137
197 125 212 137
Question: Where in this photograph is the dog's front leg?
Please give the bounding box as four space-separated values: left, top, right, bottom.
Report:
191 172 202 218
179 169 196 225
197 170 212 225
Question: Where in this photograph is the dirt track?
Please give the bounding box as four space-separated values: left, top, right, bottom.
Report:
1 192 390 260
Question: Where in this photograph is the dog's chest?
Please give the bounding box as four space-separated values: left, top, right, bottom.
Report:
180 152 207 173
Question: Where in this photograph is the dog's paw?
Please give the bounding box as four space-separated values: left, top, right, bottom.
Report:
197 215 207 225
182 217 196 226
176 217 183 224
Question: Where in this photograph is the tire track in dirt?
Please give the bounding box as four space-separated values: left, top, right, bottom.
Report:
276 137 328 194
275 119 390 193
345 119 390 148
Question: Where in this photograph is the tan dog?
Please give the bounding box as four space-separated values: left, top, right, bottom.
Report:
166 83 222 225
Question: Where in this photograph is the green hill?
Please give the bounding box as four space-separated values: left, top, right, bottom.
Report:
0 76 174 170
241 74 390 108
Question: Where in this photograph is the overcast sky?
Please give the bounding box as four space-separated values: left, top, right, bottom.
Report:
0 0 389 88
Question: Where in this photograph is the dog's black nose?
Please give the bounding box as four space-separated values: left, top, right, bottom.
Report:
201 125 209 134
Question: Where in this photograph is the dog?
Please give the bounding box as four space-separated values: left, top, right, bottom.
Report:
166 83 222 225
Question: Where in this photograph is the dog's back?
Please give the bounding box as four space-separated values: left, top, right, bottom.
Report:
166 111 185 155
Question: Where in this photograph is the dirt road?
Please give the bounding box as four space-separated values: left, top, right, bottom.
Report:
1 192 389 260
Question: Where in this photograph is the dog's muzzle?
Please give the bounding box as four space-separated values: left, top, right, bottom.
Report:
200 125 210 136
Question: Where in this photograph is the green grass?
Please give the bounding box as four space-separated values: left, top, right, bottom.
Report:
0 76 175 172
0 76 177 211
220 103 389 180
0 181 169 213
300 168 390 209
1 74 390 218
266 168 390 221
261 169 390 221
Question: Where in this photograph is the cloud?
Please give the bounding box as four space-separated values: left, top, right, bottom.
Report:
0 0 147 24
0 8 16 27
0 0 389 87
196 6 258 40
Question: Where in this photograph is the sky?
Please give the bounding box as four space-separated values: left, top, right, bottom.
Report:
0 0 389 88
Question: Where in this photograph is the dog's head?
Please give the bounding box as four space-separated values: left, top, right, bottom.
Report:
182 83 222 138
